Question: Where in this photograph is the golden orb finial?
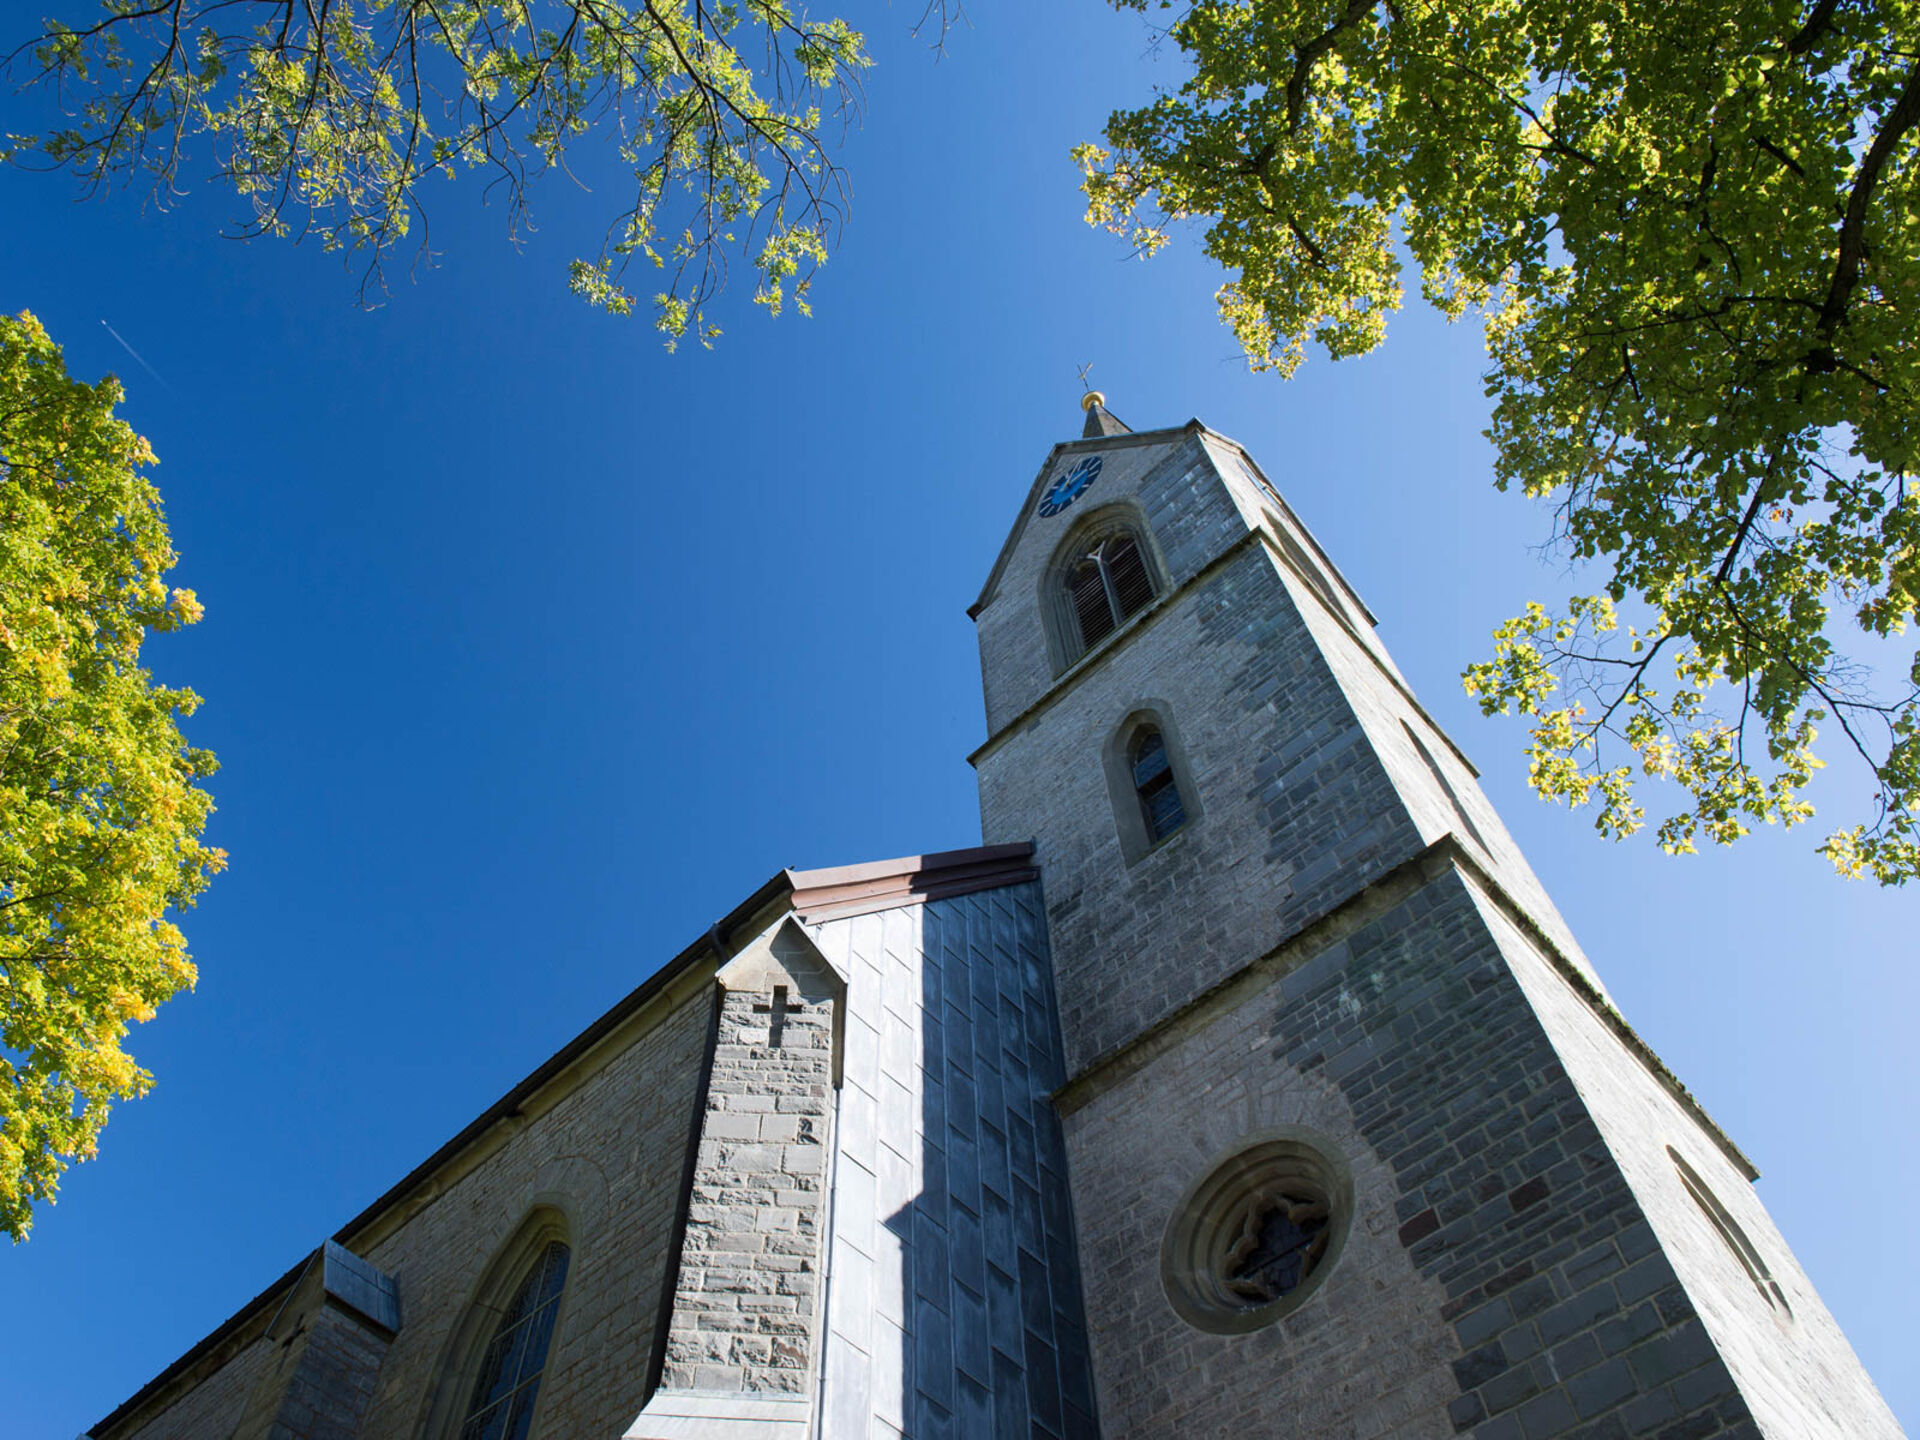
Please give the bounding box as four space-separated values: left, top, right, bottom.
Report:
1081 389 1108 413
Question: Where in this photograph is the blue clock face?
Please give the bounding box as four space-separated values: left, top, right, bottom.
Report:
1037 455 1103 517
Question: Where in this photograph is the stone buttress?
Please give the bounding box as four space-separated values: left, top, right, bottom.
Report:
633 850 1099 1440
632 919 844 1438
231 1243 401 1440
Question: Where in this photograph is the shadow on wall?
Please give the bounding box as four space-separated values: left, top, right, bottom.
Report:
819 884 1099 1439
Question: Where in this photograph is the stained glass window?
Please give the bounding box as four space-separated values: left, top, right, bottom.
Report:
1223 1192 1331 1304
1131 729 1186 843
458 1240 570 1440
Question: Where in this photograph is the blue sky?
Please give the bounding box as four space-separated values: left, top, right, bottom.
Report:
2 5 1914 1434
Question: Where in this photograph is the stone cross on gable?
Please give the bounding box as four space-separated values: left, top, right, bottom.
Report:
751 984 798 1047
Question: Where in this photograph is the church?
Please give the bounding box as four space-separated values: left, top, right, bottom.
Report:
91 399 1902 1440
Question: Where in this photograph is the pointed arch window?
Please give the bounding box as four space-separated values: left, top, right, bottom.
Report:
1105 707 1201 864
457 1240 571 1440
1131 727 1187 843
1065 531 1158 655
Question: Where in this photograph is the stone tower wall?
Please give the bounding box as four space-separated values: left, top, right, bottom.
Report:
1189 430 1403 681
1475 885 1903 1437
972 414 1904 1440
1273 534 1599 984
1060 854 1778 1440
975 429 1246 737
975 423 1596 1074
979 538 1425 1074
1196 427 1597 983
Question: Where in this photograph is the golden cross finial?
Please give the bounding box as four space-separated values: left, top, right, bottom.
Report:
1077 363 1107 412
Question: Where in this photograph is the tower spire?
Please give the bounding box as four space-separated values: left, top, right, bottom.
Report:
1080 387 1131 438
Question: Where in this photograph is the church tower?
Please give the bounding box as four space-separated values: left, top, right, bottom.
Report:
968 397 1901 1439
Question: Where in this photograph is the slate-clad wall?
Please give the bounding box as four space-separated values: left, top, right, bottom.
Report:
1063 859 1767 1440
808 883 1098 1440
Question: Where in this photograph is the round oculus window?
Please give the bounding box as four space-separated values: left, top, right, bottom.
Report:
1160 1128 1353 1334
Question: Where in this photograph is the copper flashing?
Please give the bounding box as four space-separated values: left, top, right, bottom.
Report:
789 841 1036 922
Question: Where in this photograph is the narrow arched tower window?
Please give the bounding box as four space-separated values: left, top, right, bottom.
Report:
1131 727 1187 842
458 1240 571 1440
1066 531 1157 653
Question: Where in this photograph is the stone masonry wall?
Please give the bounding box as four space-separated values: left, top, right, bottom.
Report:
114 1333 276 1440
979 540 1427 1075
1471 884 1903 1438
115 986 715 1440
357 990 713 1436
1192 431 1401 681
976 417 1901 1440
232 1298 391 1440
1266 533 1598 988
1063 857 1762 1440
1205 424 1594 984
976 422 1600 1071
1062 931 1464 1439
654 973 836 1398
977 431 1241 736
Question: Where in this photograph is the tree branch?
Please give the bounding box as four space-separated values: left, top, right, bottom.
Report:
1787 0 1846 58
1812 60 1920 358
1714 444 1787 587
1287 213 1330 268
1285 0 1375 133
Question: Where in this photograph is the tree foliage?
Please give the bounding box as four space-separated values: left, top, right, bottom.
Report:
1078 0 1920 881
5 1 877 345
0 312 222 1241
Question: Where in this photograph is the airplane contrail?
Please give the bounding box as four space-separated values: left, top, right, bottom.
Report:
99 319 169 390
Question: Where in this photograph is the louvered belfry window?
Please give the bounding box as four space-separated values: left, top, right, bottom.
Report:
459 1241 571 1440
1066 532 1158 655
1131 728 1187 842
